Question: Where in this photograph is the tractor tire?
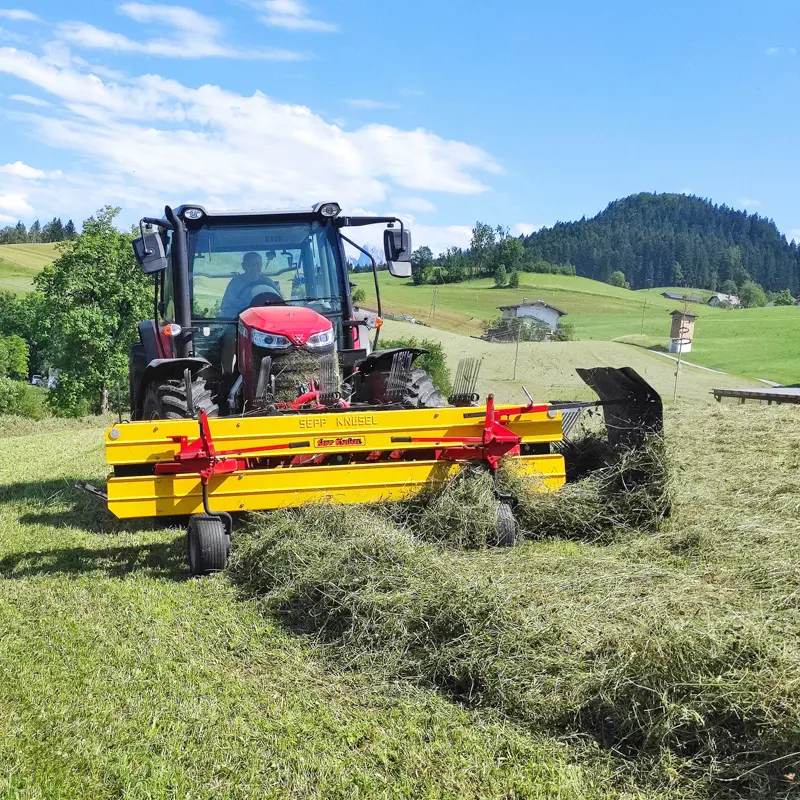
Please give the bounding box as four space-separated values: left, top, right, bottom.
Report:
402 368 448 409
494 502 517 547
187 514 230 576
142 375 219 420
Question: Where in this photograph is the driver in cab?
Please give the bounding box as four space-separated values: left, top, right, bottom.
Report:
219 251 282 319
219 250 283 373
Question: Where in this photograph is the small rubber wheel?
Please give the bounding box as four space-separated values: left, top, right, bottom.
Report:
187 514 230 576
494 502 517 547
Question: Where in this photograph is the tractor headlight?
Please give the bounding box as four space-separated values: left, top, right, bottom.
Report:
318 202 341 218
250 330 292 349
306 327 334 349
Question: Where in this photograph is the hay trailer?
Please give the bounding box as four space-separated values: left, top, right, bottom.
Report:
105 201 662 574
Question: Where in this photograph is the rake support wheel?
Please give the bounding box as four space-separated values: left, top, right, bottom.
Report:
187 514 230 576
494 502 517 547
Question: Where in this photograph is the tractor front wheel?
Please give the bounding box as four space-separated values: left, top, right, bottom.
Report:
143 375 219 420
187 515 230 576
402 368 448 409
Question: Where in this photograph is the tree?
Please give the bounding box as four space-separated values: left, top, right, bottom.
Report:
351 286 366 305
672 261 685 286
28 220 42 243
609 270 629 288
508 270 520 289
498 237 525 272
42 217 65 243
35 206 152 415
493 263 508 287
470 222 496 277
64 219 77 239
410 245 434 286
739 280 767 308
773 288 795 306
0 334 29 379
720 279 738 295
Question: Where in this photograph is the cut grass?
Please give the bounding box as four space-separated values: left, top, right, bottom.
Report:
356 272 800 384
380 319 762 405
233 404 800 797
0 417 629 799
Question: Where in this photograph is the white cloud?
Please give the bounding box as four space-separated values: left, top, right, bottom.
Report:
0 24 25 43
789 229 800 243
56 4 305 60
0 193 34 215
346 98 401 110
739 197 761 207
394 196 437 213
0 9 40 22
258 0 337 32
766 46 796 56
0 46 499 232
1 161 45 179
10 92 50 106
512 222 540 236
766 46 780 56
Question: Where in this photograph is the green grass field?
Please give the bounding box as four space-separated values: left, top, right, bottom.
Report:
356 273 800 384
0 416 631 800
381 320 761 404
0 243 60 293
2 399 799 797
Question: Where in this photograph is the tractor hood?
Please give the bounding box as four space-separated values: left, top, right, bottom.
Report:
239 306 332 347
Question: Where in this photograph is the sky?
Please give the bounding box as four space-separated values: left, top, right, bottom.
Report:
0 0 799 254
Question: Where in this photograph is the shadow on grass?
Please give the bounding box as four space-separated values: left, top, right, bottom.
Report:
0 538 188 581
0 478 169 535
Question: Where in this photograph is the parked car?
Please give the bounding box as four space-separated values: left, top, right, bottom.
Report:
30 375 43 387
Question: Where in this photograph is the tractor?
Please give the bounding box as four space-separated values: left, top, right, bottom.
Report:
107 202 662 575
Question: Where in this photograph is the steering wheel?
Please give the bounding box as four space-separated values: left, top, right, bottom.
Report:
239 279 283 308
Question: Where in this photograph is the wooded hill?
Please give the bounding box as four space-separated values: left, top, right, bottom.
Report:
523 193 800 293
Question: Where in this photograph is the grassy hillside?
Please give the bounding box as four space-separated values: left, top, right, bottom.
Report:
381 320 761 404
0 243 59 293
356 272 800 384
2 399 799 796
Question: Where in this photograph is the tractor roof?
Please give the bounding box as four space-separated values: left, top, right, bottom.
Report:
173 202 339 225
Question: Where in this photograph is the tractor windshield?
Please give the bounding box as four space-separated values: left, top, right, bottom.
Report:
185 221 345 321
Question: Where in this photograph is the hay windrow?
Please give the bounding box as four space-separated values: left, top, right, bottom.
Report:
230 416 800 795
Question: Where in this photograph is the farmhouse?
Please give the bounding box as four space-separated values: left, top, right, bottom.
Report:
661 291 704 303
707 292 740 307
497 298 567 332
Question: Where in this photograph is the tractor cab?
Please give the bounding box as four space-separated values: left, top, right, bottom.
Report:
129 202 417 419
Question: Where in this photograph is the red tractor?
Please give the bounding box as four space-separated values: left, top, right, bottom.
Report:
129 202 445 421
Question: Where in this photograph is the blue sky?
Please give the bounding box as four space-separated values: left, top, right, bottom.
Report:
0 0 798 252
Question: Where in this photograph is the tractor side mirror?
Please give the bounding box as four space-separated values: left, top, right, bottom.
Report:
133 232 168 274
384 228 412 278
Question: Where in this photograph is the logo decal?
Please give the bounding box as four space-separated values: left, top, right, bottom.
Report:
315 436 365 448
292 334 305 345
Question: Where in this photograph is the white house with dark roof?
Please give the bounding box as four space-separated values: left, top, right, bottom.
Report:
497 298 567 332
707 292 740 307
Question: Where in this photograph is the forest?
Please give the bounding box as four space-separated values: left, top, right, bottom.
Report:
410 193 799 295
523 192 800 293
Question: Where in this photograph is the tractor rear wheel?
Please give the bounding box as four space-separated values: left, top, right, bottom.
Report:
402 368 448 409
143 375 219 420
187 514 230 576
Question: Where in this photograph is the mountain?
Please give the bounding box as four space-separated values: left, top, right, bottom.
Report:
523 193 800 293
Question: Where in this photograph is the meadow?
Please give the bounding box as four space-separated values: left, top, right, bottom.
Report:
0 243 60 293
354 273 800 385
2 398 799 798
